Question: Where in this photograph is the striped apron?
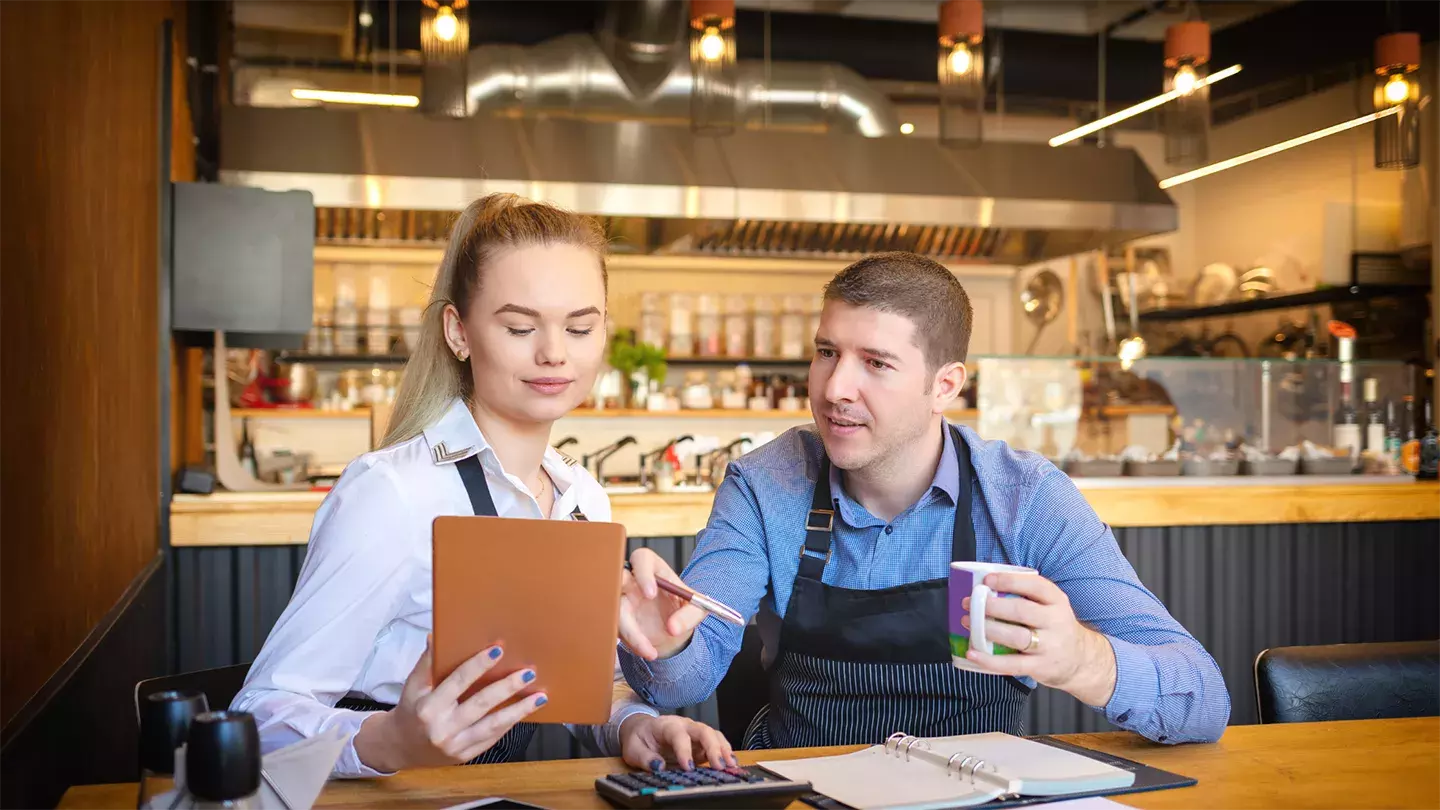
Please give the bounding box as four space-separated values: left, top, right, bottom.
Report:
336 454 585 766
744 424 1030 749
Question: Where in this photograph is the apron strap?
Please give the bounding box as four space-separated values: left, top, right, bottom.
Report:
798 456 836 581
453 454 590 521
455 454 499 517
948 424 977 563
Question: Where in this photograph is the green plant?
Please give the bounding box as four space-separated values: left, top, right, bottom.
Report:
608 329 667 383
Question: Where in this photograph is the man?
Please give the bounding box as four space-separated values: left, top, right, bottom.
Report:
619 252 1229 749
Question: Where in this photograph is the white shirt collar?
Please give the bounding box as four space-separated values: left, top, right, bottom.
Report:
421 397 581 506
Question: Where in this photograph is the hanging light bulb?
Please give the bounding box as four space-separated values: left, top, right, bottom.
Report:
699 26 726 63
948 42 973 76
689 0 737 135
1161 21 1212 166
1372 32 1420 169
1172 63 1198 96
937 0 984 147
433 5 457 42
420 0 469 118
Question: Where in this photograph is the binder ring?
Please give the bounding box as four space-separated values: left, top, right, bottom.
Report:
884 732 909 757
952 755 977 780
902 736 929 761
968 759 987 781
946 752 968 778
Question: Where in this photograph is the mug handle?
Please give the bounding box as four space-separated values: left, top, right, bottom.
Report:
971 583 992 655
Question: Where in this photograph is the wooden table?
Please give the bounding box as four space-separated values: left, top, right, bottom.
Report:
61 718 1439 809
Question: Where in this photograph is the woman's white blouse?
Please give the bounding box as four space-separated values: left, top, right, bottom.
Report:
231 398 657 777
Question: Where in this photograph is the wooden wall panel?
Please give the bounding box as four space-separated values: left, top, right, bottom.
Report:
0 1 177 727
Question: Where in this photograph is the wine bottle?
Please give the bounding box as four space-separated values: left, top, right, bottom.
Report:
1363 378 1385 454
1419 399 1438 481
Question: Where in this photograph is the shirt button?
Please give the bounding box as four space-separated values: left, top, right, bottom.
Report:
1117 711 1130 723
1158 735 1168 743
884 526 894 534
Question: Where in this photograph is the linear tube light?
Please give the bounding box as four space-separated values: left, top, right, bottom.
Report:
1158 105 1401 189
1048 64 1243 147
290 89 420 107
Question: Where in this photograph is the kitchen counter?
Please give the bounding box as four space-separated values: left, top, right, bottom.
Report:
170 477 1440 546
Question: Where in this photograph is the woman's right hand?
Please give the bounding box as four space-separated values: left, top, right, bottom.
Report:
354 636 546 772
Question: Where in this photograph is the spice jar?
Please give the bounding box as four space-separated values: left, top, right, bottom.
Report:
751 295 777 358
779 296 808 360
638 292 666 348
667 293 694 358
723 295 750 357
696 293 722 358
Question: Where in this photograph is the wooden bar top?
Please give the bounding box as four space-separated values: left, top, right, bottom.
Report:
169 479 1440 547
59 717 1440 809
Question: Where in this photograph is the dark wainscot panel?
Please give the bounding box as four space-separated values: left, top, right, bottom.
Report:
174 521 1439 759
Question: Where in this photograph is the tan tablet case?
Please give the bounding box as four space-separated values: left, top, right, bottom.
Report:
432 515 626 725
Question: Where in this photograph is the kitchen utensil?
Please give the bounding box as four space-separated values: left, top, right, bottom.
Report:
1238 265 1276 300
1123 459 1181 476
277 362 316 405
1020 270 1064 355
1191 263 1239 306
1241 458 1298 475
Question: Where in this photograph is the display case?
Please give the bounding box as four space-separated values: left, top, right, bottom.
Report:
974 355 1421 476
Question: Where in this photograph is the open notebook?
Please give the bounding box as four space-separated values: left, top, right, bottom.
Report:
758 732 1136 810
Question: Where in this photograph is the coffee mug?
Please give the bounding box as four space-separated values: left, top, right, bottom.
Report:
949 561 1039 673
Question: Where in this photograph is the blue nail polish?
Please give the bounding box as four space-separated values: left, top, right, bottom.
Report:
649 759 664 772
534 695 548 706
488 647 502 660
522 670 536 683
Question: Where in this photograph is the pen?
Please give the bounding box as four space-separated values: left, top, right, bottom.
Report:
623 562 747 626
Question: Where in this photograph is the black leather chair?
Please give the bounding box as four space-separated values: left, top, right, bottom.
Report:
1254 641 1440 724
133 663 253 723
715 624 769 748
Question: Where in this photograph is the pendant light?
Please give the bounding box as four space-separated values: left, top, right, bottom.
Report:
1373 32 1421 169
690 0 737 135
421 0 470 118
1161 20 1211 166
938 0 985 146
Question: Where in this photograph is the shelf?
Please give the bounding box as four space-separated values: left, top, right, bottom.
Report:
566 408 980 420
1137 284 1428 322
665 357 811 367
277 353 409 365
230 408 372 419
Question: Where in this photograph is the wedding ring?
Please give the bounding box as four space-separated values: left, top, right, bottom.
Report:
1022 627 1040 653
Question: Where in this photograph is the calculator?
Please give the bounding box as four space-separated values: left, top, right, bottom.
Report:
594 765 812 808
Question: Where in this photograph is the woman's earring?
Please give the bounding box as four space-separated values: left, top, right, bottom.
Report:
455 349 468 361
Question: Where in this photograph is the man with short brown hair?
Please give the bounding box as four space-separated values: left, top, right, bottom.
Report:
621 252 1229 751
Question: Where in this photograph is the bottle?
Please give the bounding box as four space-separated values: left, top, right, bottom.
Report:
1331 336 1360 464
1363 379 1385 455
1400 395 1421 475
239 419 258 479
1385 401 1403 466
1419 399 1439 481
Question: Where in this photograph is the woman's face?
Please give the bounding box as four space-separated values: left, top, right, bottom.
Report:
444 243 607 424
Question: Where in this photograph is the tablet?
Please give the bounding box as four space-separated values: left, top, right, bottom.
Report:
432 515 626 726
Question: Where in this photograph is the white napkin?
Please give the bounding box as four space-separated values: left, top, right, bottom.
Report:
144 728 346 810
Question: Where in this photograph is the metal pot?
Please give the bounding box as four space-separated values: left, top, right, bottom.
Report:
276 362 317 405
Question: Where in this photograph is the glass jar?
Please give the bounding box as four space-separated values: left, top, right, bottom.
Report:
806 294 824 357
779 295 807 360
638 292 666 349
695 293 722 358
723 295 750 357
680 370 714 410
751 295 777 359
667 293 694 358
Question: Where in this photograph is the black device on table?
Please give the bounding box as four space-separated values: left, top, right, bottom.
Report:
595 765 812 809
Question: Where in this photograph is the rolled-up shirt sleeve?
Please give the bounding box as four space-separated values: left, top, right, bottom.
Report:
1023 471 1230 744
230 464 414 778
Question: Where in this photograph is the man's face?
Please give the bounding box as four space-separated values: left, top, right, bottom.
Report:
809 301 960 472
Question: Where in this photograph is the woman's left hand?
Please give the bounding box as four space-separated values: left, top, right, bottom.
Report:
619 714 736 772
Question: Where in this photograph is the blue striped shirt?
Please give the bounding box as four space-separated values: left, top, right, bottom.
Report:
619 423 1231 744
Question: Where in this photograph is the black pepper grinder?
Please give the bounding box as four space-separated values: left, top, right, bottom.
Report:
137 690 209 809
183 711 262 809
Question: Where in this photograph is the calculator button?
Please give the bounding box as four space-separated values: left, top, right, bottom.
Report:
638 787 657 796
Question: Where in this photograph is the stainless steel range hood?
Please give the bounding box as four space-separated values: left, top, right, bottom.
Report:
220 105 1177 264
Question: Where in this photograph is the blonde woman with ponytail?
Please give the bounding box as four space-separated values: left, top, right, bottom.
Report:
233 194 733 777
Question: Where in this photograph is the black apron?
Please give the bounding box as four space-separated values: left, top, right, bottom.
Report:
337 454 585 765
743 424 1030 749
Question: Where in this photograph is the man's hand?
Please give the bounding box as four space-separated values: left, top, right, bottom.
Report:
960 572 1118 708
619 548 707 661
619 714 736 772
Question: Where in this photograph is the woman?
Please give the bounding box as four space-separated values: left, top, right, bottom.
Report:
233 194 731 776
